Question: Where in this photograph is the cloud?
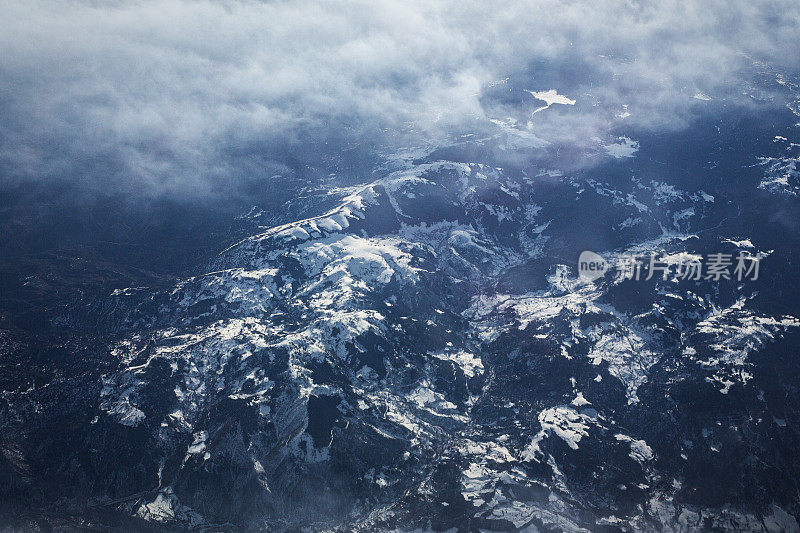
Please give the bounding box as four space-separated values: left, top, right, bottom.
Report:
1 0 798 199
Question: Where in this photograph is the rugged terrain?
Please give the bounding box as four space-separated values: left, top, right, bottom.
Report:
2 81 800 531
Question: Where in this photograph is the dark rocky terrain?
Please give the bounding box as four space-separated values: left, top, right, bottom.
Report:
2 76 800 532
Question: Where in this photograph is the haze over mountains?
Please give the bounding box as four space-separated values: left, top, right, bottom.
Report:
2 1 800 531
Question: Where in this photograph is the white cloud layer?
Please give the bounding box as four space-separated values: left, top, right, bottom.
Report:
1 0 799 197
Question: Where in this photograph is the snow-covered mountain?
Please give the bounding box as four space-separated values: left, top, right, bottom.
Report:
3 80 800 532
